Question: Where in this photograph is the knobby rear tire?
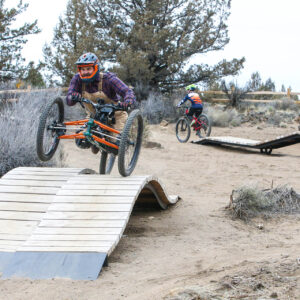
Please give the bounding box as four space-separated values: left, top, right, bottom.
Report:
36 97 64 161
175 117 190 143
198 113 212 138
118 109 143 177
99 151 116 174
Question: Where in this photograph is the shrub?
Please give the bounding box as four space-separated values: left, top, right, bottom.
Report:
272 98 299 112
0 91 66 177
228 184 300 221
140 91 181 124
205 105 242 127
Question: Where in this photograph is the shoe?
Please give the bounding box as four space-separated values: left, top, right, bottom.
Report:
190 119 195 127
91 145 99 154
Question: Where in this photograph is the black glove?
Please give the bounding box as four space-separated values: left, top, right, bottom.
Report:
118 101 130 110
71 92 81 103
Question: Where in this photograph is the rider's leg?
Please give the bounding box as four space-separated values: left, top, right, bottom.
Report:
187 108 196 126
114 111 128 145
194 109 202 124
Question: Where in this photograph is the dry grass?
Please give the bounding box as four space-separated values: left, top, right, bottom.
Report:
227 184 300 221
205 105 242 127
0 91 66 177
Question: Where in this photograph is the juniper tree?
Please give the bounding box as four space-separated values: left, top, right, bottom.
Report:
45 0 244 94
88 0 245 93
0 0 40 82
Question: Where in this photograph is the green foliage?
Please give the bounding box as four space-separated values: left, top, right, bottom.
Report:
0 0 40 82
45 0 244 94
22 61 46 87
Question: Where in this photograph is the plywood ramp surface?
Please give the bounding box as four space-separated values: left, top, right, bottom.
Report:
194 131 300 152
0 167 92 252
0 168 179 280
22 174 179 256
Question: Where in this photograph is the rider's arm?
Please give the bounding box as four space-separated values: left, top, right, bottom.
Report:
66 75 82 106
108 74 136 105
177 95 189 106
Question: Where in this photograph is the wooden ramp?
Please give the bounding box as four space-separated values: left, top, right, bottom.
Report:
194 131 300 154
0 167 179 280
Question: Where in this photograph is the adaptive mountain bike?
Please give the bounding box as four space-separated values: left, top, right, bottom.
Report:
176 106 211 143
36 97 143 176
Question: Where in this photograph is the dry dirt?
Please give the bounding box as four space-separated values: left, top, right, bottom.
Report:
0 122 299 300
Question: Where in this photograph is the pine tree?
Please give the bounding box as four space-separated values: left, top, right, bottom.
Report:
0 0 40 82
22 61 46 87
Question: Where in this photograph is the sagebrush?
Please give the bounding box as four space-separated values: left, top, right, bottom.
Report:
228 184 300 221
0 91 66 177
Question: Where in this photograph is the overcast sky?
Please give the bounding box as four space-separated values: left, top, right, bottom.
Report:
9 0 300 91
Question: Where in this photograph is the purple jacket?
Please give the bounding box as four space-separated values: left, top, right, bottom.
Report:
66 72 136 106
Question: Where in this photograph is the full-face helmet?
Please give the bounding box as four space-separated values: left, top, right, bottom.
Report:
76 52 99 82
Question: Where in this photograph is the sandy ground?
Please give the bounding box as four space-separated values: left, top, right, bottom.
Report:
1 122 300 299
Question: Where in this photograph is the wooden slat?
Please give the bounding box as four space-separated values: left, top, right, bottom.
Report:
52 195 134 204
68 179 145 185
44 211 129 220
33 227 122 235
39 219 125 228
0 246 18 251
0 211 45 221
0 220 38 234
0 202 49 212
27 234 118 241
0 193 54 203
15 167 82 172
73 175 148 180
0 240 24 246
18 246 110 252
23 240 114 247
0 234 29 241
3 175 70 181
48 203 132 212
7 171 80 176
0 180 65 187
57 190 137 196
63 184 141 190
0 186 59 194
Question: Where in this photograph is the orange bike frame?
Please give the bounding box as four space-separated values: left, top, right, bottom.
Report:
58 119 120 150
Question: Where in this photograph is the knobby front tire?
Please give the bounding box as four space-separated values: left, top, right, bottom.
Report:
118 109 143 177
175 117 190 143
36 97 64 161
99 151 116 174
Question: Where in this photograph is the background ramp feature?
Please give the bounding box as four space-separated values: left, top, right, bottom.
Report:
1 172 179 280
194 131 300 154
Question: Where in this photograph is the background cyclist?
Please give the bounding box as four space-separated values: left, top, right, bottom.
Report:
177 84 203 127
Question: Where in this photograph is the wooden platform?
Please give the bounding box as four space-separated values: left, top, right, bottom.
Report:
0 167 179 280
194 131 300 154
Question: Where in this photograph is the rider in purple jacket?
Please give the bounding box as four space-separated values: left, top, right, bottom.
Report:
66 52 136 153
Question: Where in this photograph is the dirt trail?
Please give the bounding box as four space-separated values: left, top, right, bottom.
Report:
1 123 299 299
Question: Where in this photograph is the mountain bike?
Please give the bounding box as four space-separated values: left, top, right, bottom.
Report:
175 106 211 143
36 97 143 176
